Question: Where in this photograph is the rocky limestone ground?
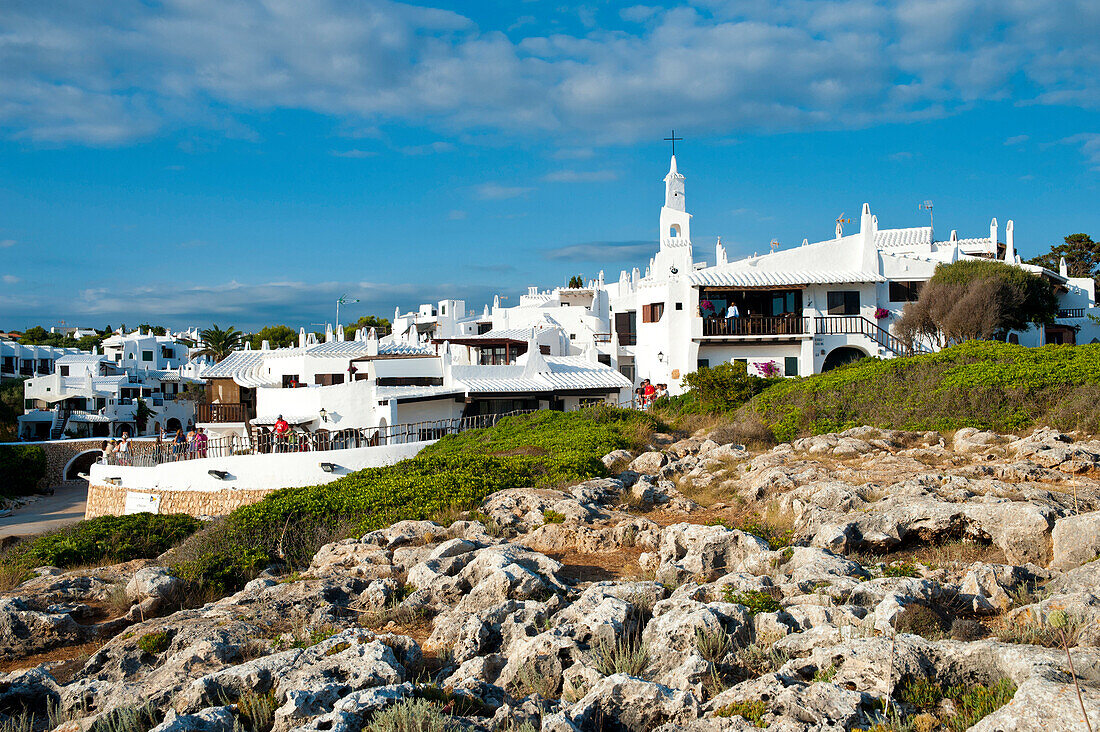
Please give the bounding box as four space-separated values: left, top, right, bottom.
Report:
2 426 1100 730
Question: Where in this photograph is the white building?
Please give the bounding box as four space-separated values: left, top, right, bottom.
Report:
197 325 630 444
17 330 205 440
390 154 1097 394
0 340 83 381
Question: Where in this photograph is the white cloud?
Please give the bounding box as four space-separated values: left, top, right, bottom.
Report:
0 1 1098 145
1004 134 1030 145
61 279 500 329
541 169 617 182
330 149 378 158
475 183 533 200
1 275 19 284
401 141 454 155
0 239 15 248
1062 133 1100 170
888 151 914 161
543 239 655 262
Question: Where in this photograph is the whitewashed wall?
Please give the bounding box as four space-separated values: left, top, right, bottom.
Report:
88 439 433 493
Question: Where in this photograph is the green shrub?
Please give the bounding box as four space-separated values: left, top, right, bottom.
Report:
592 630 649 677
745 341 1100 441
364 698 452 732
883 562 920 578
1 513 201 576
714 700 768 725
169 409 658 593
542 510 566 524
723 589 781 615
0 445 46 497
236 689 276 732
681 362 774 412
137 631 171 655
898 677 1016 731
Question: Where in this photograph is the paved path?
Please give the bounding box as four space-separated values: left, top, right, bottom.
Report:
0 482 87 539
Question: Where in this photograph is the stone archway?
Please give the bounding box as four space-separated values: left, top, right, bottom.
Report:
64 450 103 481
165 417 182 434
822 346 868 372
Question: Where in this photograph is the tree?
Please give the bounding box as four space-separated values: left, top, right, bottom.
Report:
896 260 1058 350
568 275 585 288
138 323 167 336
682 361 773 410
249 325 298 350
196 324 245 362
1026 233 1100 280
344 316 391 341
135 398 157 433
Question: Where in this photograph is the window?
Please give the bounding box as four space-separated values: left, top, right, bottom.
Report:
675 302 683 310
60 366 69 377
826 290 860 315
282 374 301 388
142 350 153 362
669 224 680 238
477 322 492 335
569 333 576 340
697 359 710 370
314 374 345 386
784 357 798 377
888 281 923 302
441 304 446 315
642 303 665 323
598 354 611 366
1007 333 1020 344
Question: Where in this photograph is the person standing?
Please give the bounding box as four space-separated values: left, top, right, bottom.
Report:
102 439 116 465
173 428 187 460
642 379 656 408
273 415 289 453
117 432 131 466
194 427 208 458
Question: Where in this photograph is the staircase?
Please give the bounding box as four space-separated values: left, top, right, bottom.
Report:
814 316 929 358
49 405 71 440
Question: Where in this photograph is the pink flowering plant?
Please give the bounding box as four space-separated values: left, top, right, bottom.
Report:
754 360 782 378
874 307 890 319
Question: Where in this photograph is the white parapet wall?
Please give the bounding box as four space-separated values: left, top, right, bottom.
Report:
85 440 434 518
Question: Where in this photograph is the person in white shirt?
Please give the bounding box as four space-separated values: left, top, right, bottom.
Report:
726 303 740 318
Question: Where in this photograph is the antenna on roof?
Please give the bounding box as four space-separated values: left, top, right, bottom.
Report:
919 200 934 232
835 214 852 239
769 239 779 253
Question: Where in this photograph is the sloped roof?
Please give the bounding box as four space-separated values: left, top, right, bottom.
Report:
375 385 464 401
690 269 885 287
450 356 630 394
201 350 267 379
56 354 109 365
875 227 933 248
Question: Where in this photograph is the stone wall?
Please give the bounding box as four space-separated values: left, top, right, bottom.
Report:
17 438 163 488
85 482 276 519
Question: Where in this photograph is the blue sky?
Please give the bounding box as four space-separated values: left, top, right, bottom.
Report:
1 0 1099 330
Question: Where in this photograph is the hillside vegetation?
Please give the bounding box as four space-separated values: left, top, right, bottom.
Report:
698 341 1100 442
168 407 659 591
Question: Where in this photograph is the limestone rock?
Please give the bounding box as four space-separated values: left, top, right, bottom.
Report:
629 451 669 475
1052 511 1100 570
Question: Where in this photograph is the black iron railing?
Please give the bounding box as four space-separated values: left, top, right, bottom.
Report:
702 315 809 337
101 409 539 467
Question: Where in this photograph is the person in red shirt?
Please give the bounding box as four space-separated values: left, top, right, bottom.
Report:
273 415 289 453
642 379 656 408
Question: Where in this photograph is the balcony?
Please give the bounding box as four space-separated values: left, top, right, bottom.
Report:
702 315 810 337
197 402 246 423
1058 308 1086 319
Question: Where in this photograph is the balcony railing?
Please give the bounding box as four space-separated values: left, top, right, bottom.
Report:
1058 308 1086 318
196 402 246 423
102 409 539 466
702 315 809 337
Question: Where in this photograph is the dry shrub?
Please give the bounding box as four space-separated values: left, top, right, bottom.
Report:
708 414 776 451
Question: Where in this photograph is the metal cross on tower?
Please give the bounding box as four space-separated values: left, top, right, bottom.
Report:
664 130 683 156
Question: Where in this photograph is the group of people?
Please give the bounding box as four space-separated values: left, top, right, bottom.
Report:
101 432 131 465
636 378 669 408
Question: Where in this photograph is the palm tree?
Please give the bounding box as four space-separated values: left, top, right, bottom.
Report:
196 324 245 362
